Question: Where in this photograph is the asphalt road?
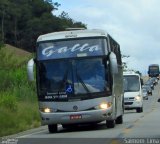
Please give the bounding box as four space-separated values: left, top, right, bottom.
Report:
2 82 160 144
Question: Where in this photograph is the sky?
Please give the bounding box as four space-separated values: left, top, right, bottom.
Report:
53 0 160 75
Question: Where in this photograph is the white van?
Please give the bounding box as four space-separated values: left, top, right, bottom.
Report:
123 72 143 113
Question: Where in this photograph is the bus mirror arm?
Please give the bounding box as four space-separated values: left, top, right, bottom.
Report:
27 58 34 81
109 52 118 74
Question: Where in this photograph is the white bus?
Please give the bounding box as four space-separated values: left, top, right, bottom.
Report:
27 29 124 133
123 71 143 113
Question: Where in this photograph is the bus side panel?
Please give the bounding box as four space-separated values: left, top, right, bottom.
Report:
113 65 124 118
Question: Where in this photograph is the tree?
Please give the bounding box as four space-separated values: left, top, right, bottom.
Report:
0 0 87 52
58 11 87 30
0 0 10 43
122 54 130 71
8 2 21 46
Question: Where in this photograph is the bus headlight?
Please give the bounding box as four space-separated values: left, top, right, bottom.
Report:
95 102 112 110
44 108 51 113
40 108 56 113
100 103 108 109
135 96 141 101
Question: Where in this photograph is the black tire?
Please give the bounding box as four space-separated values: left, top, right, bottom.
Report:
106 120 115 128
136 107 143 113
144 97 148 100
62 124 69 129
115 115 123 124
48 124 58 133
62 124 79 129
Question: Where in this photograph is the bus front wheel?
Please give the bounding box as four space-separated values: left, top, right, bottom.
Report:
48 124 58 133
136 107 143 113
106 120 115 128
115 115 123 124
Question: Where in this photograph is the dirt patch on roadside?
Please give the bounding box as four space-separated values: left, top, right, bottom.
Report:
4 44 31 57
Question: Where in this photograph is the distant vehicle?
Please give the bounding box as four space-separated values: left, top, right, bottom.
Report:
142 85 152 95
149 77 158 86
145 79 154 90
123 71 143 113
148 64 160 79
27 28 124 133
142 88 148 100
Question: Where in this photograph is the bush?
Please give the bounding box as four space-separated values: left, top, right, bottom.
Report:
0 45 40 137
0 92 17 111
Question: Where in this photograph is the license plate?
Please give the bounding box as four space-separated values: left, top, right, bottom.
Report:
70 115 82 120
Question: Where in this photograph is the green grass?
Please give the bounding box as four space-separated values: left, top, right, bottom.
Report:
0 44 40 137
0 102 40 136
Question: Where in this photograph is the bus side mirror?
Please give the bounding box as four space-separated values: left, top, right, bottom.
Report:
109 52 118 74
27 58 34 81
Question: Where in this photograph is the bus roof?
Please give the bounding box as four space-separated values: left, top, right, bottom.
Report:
149 64 159 67
37 29 108 42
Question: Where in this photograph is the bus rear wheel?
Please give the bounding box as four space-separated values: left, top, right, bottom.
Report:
48 124 58 133
106 120 115 128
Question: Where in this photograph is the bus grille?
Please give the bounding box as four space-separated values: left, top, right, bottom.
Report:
56 107 96 112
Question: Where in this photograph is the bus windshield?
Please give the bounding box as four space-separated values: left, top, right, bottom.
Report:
123 75 140 92
149 66 159 73
37 58 110 100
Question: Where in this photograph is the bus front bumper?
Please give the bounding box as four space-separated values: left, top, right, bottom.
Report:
40 108 112 125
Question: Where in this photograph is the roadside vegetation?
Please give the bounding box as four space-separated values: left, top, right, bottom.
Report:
0 0 86 137
0 44 40 137
0 0 86 52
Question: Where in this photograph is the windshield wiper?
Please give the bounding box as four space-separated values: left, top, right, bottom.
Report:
75 67 92 96
76 73 90 93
